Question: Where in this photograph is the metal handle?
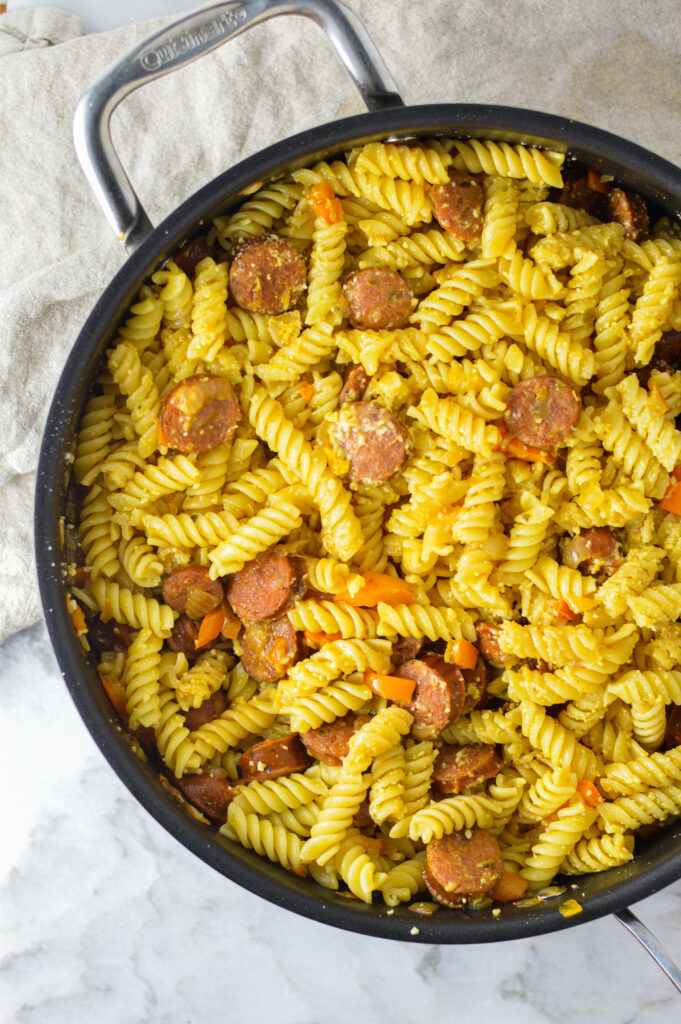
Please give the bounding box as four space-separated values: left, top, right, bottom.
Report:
615 908 681 995
73 0 404 253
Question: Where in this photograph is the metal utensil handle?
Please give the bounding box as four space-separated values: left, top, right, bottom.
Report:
73 0 403 252
615 908 681 994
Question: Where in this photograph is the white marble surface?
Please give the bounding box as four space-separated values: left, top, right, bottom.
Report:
2 0 681 1021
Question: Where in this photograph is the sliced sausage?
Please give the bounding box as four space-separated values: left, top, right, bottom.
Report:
332 401 409 486
342 267 415 330
655 331 681 369
184 690 228 731
425 828 504 908
238 733 310 782
432 744 503 795
555 173 606 217
562 527 623 577
226 550 299 622
229 234 306 315
167 615 200 659
239 616 299 683
665 705 681 748
475 622 519 669
607 188 649 242
430 169 484 240
160 374 241 455
299 713 371 765
339 363 370 405
163 565 224 619
395 656 466 741
353 799 376 832
390 636 424 670
462 658 488 713
87 614 133 654
505 376 581 448
175 770 237 823
173 235 221 278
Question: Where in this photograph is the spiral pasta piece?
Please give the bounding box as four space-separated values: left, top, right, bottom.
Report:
599 782 681 834
449 139 565 187
108 341 161 458
286 600 380 639
521 801 598 888
561 834 635 874
345 707 413 770
518 701 600 779
207 498 303 577
301 767 370 865
124 628 163 730
369 745 407 824
223 804 304 871
190 699 276 761
408 792 498 843
351 142 452 184
232 772 327 815
89 579 175 638
377 601 475 643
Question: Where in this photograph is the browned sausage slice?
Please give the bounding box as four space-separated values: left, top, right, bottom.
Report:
430 170 484 240
339 363 370 405
226 550 299 622
229 234 306 314
390 636 424 670
562 527 623 577
432 744 503 795
163 565 224 619
238 733 311 782
476 622 519 669
395 656 465 740
555 173 606 216
655 331 681 368
167 614 200 659
160 374 241 454
607 188 649 242
299 713 371 765
173 235 221 277
505 376 581 448
184 691 228 731
332 401 409 486
665 705 681 748
462 658 488 713
342 267 415 330
239 616 299 683
87 614 133 654
175 770 237 823
425 828 504 907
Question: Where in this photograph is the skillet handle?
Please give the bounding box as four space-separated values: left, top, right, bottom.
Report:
73 0 404 253
615 908 681 994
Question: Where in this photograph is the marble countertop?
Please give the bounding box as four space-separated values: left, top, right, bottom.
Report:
2 1 681 1021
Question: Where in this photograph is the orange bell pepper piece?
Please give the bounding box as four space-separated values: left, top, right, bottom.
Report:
552 599 578 621
334 572 415 607
156 418 169 447
297 382 316 402
660 479 681 515
304 630 342 649
492 872 529 903
648 380 668 414
577 779 604 806
71 604 86 633
196 606 226 649
99 672 129 723
363 669 416 703
587 169 610 193
447 637 479 670
506 437 556 466
307 182 344 224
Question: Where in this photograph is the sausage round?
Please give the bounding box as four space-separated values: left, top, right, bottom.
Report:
167 615 201 659
342 267 415 330
462 657 488 713
175 771 237 823
160 374 241 454
555 174 606 217
333 401 409 486
239 616 299 683
229 234 306 314
432 744 503 795
390 636 424 670
562 527 622 577
607 188 649 242
163 564 224 619
665 705 681 748
87 614 133 654
430 170 484 240
238 734 310 782
173 235 221 277
425 828 504 908
299 714 371 765
395 656 466 740
184 690 228 732
505 376 581 448
476 622 519 669
339 363 370 405
226 550 299 622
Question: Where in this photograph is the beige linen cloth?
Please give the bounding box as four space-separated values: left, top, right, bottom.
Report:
2 0 681 644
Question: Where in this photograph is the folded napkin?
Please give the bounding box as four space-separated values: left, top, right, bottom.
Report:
2 0 681 644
